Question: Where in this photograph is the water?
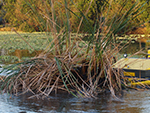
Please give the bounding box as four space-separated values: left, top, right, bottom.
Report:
0 90 150 113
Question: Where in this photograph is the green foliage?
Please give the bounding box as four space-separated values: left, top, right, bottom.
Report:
2 0 39 32
2 0 149 32
0 1 5 24
76 0 108 32
138 0 150 24
0 55 19 64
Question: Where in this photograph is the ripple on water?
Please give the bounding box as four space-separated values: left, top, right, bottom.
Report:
0 90 150 112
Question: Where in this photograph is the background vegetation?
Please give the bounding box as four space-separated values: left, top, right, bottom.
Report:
0 0 149 33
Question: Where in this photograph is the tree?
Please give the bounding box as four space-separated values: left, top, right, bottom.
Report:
0 0 5 25
2 0 42 32
2 0 148 33
2 0 109 32
73 0 109 32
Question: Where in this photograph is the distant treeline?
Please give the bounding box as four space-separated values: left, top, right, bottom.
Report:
0 0 150 32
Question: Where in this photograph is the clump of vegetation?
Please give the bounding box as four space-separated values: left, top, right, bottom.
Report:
0 0 147 98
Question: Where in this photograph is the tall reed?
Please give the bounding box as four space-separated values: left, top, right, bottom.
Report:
0 0 146 98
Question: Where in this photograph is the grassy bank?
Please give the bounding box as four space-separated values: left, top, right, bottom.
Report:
0 31 50 52
0 31 149 51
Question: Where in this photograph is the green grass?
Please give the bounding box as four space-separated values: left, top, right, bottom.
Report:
0 31 89 52
0 31 51 53
0 31 148 52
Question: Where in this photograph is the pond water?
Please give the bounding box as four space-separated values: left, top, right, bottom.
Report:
0 41 150 113
0 90 150 113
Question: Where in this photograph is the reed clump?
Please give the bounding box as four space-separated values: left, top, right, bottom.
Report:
0 0 146 98
0 41 122 98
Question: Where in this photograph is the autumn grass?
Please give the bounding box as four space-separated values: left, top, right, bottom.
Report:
0 0 147 98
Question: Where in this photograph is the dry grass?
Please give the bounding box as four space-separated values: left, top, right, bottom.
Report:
0 35 125 99
0 0 147 99
0 27 16 31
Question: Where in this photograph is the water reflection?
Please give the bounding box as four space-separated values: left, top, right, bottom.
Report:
0 49 42 58
0 90 150 113
0 49 42 64
9 49 42 59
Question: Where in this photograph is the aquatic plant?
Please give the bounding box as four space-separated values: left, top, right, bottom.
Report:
0 0 146 98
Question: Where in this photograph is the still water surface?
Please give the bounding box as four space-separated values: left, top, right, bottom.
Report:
0 90 150 113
